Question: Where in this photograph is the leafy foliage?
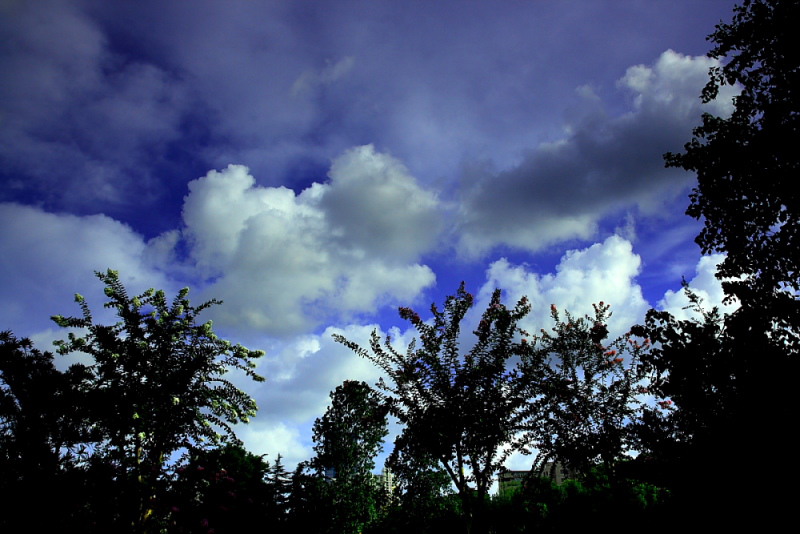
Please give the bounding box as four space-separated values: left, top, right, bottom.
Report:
51 269 264 530
0 331 94 531
665 0 800 325
168 444 274 534
662 2 800 524
528 303 648 476
334 283 537 522
287 462 329 532
266 453 292 528
487 465 669 533
335 285 653 533
310 380 389 534
0 332 86 475
630 293 732 456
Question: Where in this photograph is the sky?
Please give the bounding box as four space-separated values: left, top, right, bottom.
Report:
1 0 742 474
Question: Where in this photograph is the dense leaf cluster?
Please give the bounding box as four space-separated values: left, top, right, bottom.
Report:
529 303 648 475
666 0 800 322
310 380 389 534
335 285 536 515
1 271 264 532
656 0 800 526
335 284 648 533
52 270 264 464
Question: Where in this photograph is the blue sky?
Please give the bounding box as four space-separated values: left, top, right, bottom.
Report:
1 0 741 471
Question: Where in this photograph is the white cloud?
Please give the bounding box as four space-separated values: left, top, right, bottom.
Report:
321 144 443 263
659 253 738 320
620 49 736 120
233 237 650 471
0 202 174 337
179 146 439 335
475 235 649 338
468 236 651 474
0 198 398 469
233 324 391 468
235 421 309 468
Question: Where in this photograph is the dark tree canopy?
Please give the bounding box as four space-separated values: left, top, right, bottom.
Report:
168 444 274 534
660 3 800 523
311 380 389 534
51 269 265 530
1 332 83 475
53 270 265 461
0 332 94 531
630 296 735 459
335 286 647 534
662 0 800 453
335 284 537 518
529 303 647 476
665 0 800 319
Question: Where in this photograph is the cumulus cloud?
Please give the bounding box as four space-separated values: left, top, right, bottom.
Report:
457 50 739 257
231 241 731 470
465 236 650 473
0 202 174 337
177 146 440 335
233 247 648 470
233 324 390 467
0 144 440 338
321 145 442 262
659 253 738 320
474 235 649 338
0 194 424 466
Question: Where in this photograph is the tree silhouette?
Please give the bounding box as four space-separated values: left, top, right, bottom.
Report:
335 284 539 534
662 0 800 525
310 380 388 534
0 332 93 531
336 286 648 533
528 303 647 478
665 0 800 325
52 269 265 531
168 444 273 534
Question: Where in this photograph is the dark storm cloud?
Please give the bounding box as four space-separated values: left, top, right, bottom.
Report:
457 51 739 256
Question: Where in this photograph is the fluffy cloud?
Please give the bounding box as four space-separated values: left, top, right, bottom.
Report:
659 253 738 320
235 232 660 467
457 50 739 257
0 202 174 337
321 145 442 262
233 324 390 467
178 146 440 335
0 144 440 339
221 241 731 471
474 235 649 338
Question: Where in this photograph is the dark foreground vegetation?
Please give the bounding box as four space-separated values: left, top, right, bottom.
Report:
2 0 798 531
